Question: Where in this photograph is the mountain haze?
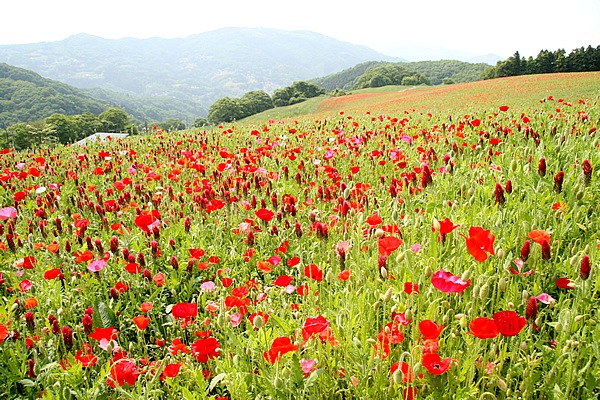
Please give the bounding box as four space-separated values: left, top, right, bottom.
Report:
0 28 400 117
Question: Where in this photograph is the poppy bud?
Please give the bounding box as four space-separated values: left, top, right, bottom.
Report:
526 296 538 321
28 359 36 378
582 160 593 187
521 240 531 261
110 236 119 254
505 180 513 194
538 158 546 177
494 183 505 206
62 325 73 351
82 314 93 335
170 256 179 270
25 311 35 331
52 319 60 335
137 252 146 267
553 171 564 193
541 238 551 260
580 255 591 280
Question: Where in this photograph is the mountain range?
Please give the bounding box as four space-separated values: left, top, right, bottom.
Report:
0 28 403 120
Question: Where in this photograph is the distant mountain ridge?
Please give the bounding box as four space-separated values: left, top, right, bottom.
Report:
0 28 401 117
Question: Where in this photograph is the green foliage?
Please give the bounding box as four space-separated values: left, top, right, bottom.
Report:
0 63 108 128
312 60 489 91
99 108 131 132
240 90 274 116
207 97 246 124
272 81 325 107
154 119 186 132
353 64 430 89
483 45 600 79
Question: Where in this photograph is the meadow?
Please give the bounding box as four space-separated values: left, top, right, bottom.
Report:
0 72 599 399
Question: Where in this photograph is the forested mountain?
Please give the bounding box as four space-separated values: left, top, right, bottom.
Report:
311 60 489 91
0 63 109 128
0 29 399 115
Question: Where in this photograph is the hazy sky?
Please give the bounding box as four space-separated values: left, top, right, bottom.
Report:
1 0 599 60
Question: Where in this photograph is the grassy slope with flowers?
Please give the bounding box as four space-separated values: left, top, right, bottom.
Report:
0 72 599 400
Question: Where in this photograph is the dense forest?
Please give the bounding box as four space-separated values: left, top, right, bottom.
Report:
483 46 600 79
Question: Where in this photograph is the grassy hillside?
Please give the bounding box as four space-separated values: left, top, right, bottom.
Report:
243 72 600 124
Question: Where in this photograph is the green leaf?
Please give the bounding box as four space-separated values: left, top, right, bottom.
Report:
208 373 226 392
19 379 36 387
93 301 116 328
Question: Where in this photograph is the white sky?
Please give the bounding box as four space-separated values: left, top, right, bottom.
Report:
1 0 599 60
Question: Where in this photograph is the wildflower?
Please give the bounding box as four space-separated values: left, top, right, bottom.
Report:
133 316 150 330
493 311 526 337
538 158 546 177
160 363 183 380
553 171 564 193
582 160 593 186
107 360 139 388
191 337 220 363
525 296 538 322
556 277 574 289
462 226 495 262
378 236 403 257
422 353 453 375
263 336 299 364
541 238 551 260
494 183 505 205
419 320 444 340
580 255 591 280
304 264 323 282
520 240 531 261
431 269 471 293
468 317 499 339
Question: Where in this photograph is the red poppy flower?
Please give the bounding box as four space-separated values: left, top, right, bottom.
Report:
492 311 526 337
89 327 118 342
43 268 62 280
107 360 139 388
304 264 323 282
0 323 8 345
134 213 159 233
378 236 403 257
189 248 205 259
422 353 453 375
338 270 351 281
172 302 198 319
168 338 190 355
263 336 299 364
255 208 275 222
366 212 383 227
125 263 141 274
528 230 550 245
419 320 444 340
431 270 471 293
404 282 419 294
74 344 98 367
273 275 293 287
133 315 150 330
499 105 509 112
436 218 460 235
302 315 330 343
556 277 574 289
287 256 300 267
160 362 183 380
22 256 38 269
191 337 220 363
463 226 495 262
468 317 499 339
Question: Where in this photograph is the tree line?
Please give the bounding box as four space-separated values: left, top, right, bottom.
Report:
207 81 325 124
483 45 600 79
1 108 138 150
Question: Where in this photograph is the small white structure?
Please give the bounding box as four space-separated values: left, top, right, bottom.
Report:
76 132 129 146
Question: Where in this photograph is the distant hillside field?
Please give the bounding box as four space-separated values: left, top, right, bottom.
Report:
242 72 600 122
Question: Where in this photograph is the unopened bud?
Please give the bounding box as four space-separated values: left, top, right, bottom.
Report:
383 287 393 302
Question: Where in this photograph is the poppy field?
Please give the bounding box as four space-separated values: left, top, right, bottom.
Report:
0 73 599 399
